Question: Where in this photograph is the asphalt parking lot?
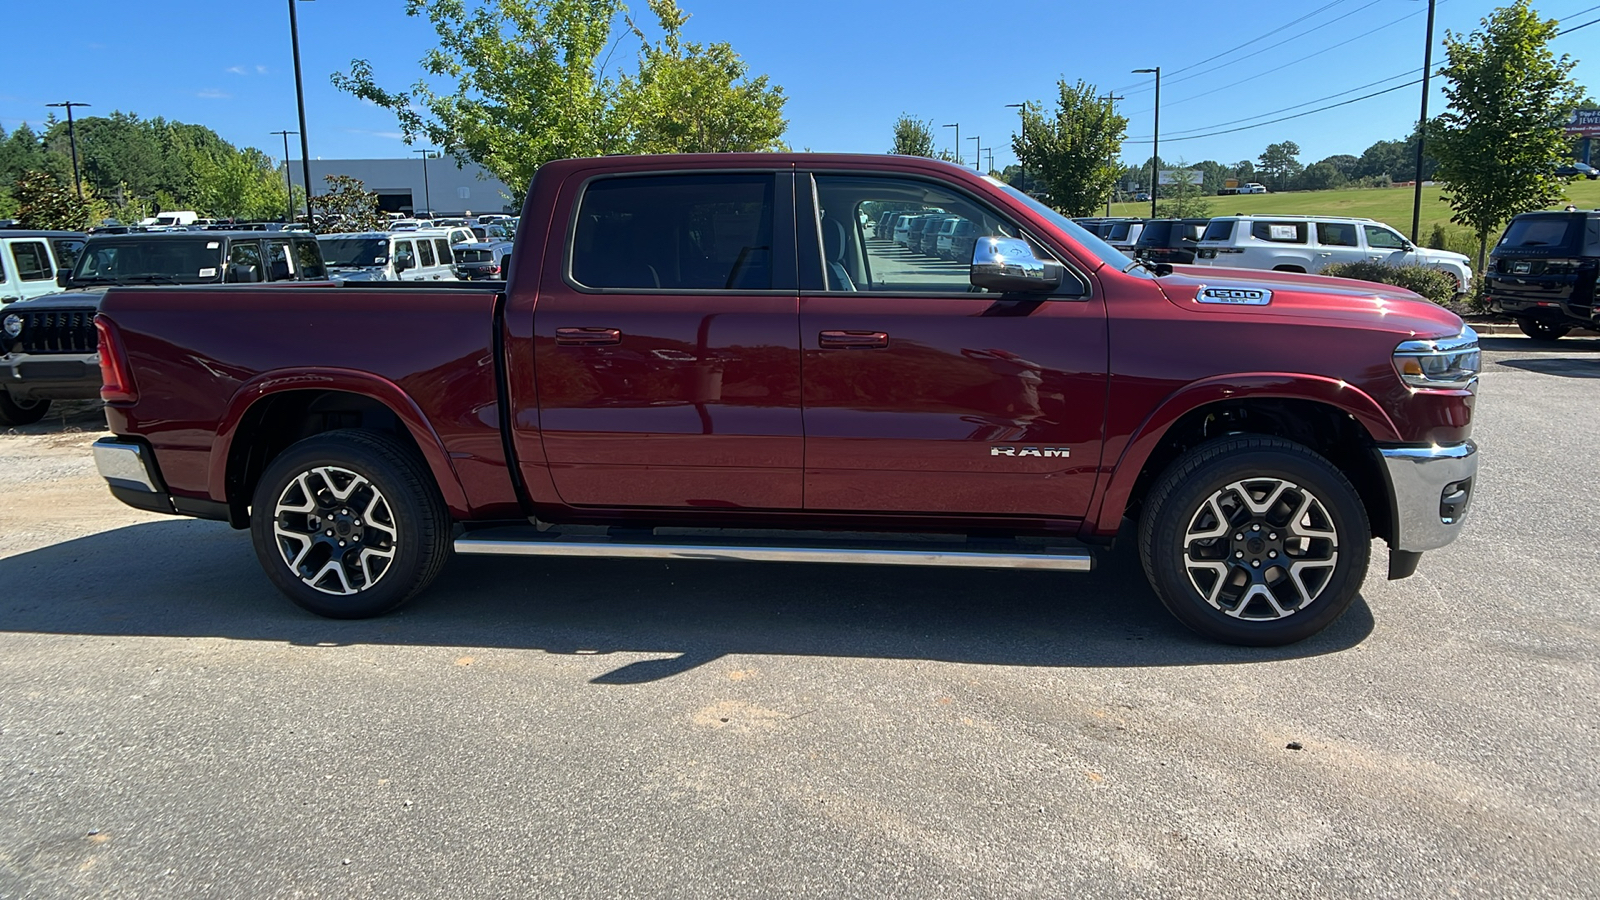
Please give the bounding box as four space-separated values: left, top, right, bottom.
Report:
2 335 1597 899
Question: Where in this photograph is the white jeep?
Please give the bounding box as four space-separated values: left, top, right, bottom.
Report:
1191 215 1472 294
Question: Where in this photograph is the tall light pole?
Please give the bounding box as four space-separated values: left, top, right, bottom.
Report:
968 135 980 171
288 0 315 220
414 149 435 216
1133 67 1160 218
1410 0 1437 242
942 123 960 166
271 131 298 224
1005 102 1027 193
45 101 90 200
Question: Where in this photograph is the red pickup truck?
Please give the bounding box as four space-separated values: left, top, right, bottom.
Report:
90 154 1480 646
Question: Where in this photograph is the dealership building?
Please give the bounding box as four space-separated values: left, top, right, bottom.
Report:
285 157 518 217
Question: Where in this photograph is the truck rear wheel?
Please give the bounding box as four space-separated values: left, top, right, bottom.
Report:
1138 437 1369 646
249 429 450 619
1516 318 1570 341
0 392 50 427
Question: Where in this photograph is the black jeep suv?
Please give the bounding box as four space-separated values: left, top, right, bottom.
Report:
1485 209 1600 341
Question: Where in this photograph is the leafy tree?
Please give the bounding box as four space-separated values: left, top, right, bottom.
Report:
1317 154 1362 181
1299 161 1347 191
1155 164 1211 218
192 147 292 220
1257 141 1302 191
13 170 105 231
615 1 787 154
1430 0 1583 270
334 0 787 201
308 174 388 234
1012 80 1127 216
889 114 936 157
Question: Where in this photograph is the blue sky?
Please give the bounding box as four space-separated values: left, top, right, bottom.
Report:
3 0 1595 174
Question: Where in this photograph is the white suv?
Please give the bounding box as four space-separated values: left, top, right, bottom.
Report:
1192 215 1472 293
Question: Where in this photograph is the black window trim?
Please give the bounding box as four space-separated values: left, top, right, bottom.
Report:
561 167 798 296
798 169 1093 301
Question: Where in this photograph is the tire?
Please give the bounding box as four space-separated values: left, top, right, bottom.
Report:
249 429 451 618
1516 318 1570 341
0 392 50 427
1138 436 1370 646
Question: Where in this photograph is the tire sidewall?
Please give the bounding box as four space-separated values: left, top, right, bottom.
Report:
250 432 443 619
1143 442 1370 646
0 392 50 426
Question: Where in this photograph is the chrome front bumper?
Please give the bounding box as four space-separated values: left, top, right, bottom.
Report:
1377 441 1478 553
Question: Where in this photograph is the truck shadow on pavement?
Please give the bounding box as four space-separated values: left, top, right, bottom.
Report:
0 519 1374 682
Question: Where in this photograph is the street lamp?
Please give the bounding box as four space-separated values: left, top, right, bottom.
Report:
942 123 960 166
414 149 436 217
967 135 980 172
288 0 315 220
1133 67 1161 218
271 130 297 224
1410 0 1437 242
45 101 90 200
1005 102 1027 192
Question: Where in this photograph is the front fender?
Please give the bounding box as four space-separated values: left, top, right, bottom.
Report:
1088 373 1400 536
207 367 472 518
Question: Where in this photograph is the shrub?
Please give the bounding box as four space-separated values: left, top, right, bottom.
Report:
1426 222 1479 258
1321 260 1459 305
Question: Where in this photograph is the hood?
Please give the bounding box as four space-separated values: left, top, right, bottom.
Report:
1411 247 1470 265
1 288 108 311
1155 265 1465 338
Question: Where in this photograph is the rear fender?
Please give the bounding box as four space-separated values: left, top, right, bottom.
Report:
207 367 471 518
1088 373 1399 536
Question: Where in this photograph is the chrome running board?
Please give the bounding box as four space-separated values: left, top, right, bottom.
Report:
454 527 1093 572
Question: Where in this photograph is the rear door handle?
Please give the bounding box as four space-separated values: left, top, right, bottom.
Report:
818 330 889 349
555 327 622 345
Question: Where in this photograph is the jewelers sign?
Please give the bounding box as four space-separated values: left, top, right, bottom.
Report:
1568 109 1600 137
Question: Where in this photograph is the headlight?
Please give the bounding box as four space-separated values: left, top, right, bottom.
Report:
2 314 21 339
1393 327 1480 390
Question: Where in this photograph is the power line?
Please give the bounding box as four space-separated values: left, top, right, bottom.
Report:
1556 14 1600 32
1108 0 1354 95
1157 71 1418 138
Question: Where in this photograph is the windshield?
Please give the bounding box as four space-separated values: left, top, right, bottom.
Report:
987 179 1133 271
72 238 225 283
318 237 390 268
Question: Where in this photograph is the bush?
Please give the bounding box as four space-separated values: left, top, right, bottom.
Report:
1426 223 1479 258
1321 260 1459 305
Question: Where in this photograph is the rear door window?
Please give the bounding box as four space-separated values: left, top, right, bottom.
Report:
434 238 453 265
10 241 52 280
294 241 326 279
265 240 296 280
1316 223 1359 247
571 173 776 291
1252 221 1307 243
418 239 436 267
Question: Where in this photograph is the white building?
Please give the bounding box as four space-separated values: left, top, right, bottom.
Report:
286 157 517 217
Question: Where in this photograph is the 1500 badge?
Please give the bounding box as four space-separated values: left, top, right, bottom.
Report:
992 447 1071 457
1197 286 1272 306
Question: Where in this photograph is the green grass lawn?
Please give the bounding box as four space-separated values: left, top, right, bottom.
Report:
1106 178 1600 241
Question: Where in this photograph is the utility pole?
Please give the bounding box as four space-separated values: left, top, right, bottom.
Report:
942 123 960 166
288 0 315 220
271 130 298 224
1410 0 1437 243
414 149 436 217
1102 92 1125 216
968 136 980 171
45 101 90 200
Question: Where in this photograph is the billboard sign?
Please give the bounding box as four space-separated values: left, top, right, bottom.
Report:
1567 109 1600 137
1158 168 1205 186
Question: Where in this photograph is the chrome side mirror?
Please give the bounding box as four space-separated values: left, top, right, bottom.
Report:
970 236 1063 293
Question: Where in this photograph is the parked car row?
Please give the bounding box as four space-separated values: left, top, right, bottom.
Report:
874 210 981 261
1074 213 1475 293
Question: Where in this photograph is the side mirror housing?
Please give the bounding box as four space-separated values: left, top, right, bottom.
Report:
970 237 1063 293
56 268 72 288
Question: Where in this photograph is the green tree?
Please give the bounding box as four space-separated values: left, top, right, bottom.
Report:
1257 141 1302 191
192 147 292 220
889 114 936 157
1155 165 1211 218
1299 161 1347 192
334 0 787 201
1430 0 1583 271
13 170 104 231
308 174 388 234
1012 80 1127 216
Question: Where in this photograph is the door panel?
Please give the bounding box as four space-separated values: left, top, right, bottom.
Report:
532 171 803 510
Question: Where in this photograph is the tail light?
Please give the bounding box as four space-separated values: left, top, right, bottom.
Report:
96 316 138 403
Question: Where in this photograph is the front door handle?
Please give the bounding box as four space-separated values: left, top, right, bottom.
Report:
819 330 889 349
555 327 622 345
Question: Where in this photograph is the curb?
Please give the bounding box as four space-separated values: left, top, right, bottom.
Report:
1466 323 1599 337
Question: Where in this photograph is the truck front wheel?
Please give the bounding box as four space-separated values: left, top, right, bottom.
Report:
249 429 451 619
1138 437 1369 646
0 392 50 427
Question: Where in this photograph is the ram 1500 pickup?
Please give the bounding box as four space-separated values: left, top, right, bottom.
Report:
90 154 1480 646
